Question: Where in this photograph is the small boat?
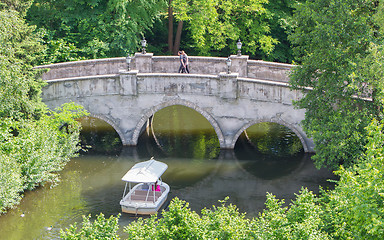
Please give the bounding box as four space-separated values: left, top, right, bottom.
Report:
120 158 170 215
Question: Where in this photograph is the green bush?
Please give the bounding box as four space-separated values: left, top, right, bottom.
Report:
60 213 120 240
0 153 23 213
252 189 329 240
0 103 87 213
124 197 253 240
321 119 384 239
10 103 86 190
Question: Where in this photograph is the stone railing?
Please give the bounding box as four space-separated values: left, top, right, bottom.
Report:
35 53 294 83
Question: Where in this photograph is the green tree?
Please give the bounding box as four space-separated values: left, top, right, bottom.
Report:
26 0 167 63
0 102 87 213
0 0 33 16
0 5 88 213
288 0 384 169
321 119 384 239
0 9 45 120
150 0 299 61
6 104 86 190
171 0 278 56
262 0 299 62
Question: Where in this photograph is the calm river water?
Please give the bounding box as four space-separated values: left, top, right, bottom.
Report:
0 105 335 239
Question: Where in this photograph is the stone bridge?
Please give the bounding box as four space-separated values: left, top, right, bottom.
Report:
37 53 314 152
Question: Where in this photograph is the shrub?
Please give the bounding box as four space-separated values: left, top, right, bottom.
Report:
60 213 120 240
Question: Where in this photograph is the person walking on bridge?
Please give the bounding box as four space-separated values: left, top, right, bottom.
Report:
178 50 189 73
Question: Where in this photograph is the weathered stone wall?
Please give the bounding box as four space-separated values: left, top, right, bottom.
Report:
36 58 126 80
247 60 292 83
41 74 120 100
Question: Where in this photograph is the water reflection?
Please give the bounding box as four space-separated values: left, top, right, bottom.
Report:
150 105 220 159
242 122 303 156
235 123 304 180
78 116 122 155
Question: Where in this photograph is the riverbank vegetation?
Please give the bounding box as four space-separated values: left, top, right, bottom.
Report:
0 3 87 213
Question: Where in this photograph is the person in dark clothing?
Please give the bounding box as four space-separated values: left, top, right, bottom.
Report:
178 50 189 73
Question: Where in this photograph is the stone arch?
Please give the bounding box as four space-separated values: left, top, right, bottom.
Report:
86 113 127 145
131 99 225 147
230 118 309 152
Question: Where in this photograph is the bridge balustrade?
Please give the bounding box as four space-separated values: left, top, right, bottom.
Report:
35 53 293 83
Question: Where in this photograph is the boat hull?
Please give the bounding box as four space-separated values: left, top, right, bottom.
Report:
120 194 168 215
120 182 170 215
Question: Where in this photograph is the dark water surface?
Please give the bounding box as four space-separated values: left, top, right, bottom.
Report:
0 106 335 239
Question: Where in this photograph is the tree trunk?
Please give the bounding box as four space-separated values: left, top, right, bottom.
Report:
168 0 174 53
172 20 183 55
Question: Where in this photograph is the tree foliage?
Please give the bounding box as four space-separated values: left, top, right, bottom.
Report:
23 0 299 62
171 0 278 56
0 0 33 16
262 0 298 62
255 120 384 239
0 103 87 214
288 0 384 169
5 104 86 189
26 0 167 63
124 197 254 239
0 9 45 119
320 119 384 239
0 5 87 213
0 151 23 213
60 213 120 240
251 189 329 239
166 0 301 62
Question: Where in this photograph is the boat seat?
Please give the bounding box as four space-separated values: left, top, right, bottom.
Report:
130 195 159 202
135 190 162 197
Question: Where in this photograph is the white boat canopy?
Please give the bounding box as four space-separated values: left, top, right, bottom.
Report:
121 159 168 183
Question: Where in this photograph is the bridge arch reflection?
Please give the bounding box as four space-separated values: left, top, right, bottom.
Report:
78 115 123 154
132 99 225 148
233 119 309 152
